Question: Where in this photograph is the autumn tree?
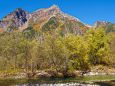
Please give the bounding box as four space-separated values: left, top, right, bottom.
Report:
84 27 111 65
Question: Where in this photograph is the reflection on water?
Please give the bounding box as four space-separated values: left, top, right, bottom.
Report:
0 75 115 86
14 80 115 86
94 80 115 86
10 80 115 86
15 83 96 86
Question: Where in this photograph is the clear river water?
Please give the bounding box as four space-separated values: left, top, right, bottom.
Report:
0 75 115 86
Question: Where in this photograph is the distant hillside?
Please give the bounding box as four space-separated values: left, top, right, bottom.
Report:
94 21 115 35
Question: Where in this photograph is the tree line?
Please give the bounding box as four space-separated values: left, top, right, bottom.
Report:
0 27 114 75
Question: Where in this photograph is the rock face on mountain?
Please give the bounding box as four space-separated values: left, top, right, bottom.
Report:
29 4 82 24
0 8 29 31
94 21 112 28
94 21 115 34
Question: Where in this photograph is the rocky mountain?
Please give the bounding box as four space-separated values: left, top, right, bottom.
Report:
94 21 111 28
0 5 90 35
27 4 90 35
28 4 87 26
0 8 29 31
94 21 115 34
0 4 114 35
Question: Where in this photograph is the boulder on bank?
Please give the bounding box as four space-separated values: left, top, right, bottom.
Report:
34 71 51 78
0 73 26 79
83 66 115 76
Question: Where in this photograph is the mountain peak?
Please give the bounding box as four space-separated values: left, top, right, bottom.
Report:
49 4 60 10
51 4 59 8
94 21 112 28
16 8 23 12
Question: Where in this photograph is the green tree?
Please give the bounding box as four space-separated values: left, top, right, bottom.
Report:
84 27 111 65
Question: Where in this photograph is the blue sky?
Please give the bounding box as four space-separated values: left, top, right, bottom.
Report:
0 0 115 25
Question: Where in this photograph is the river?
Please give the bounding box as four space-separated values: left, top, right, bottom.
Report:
0 75 115 86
